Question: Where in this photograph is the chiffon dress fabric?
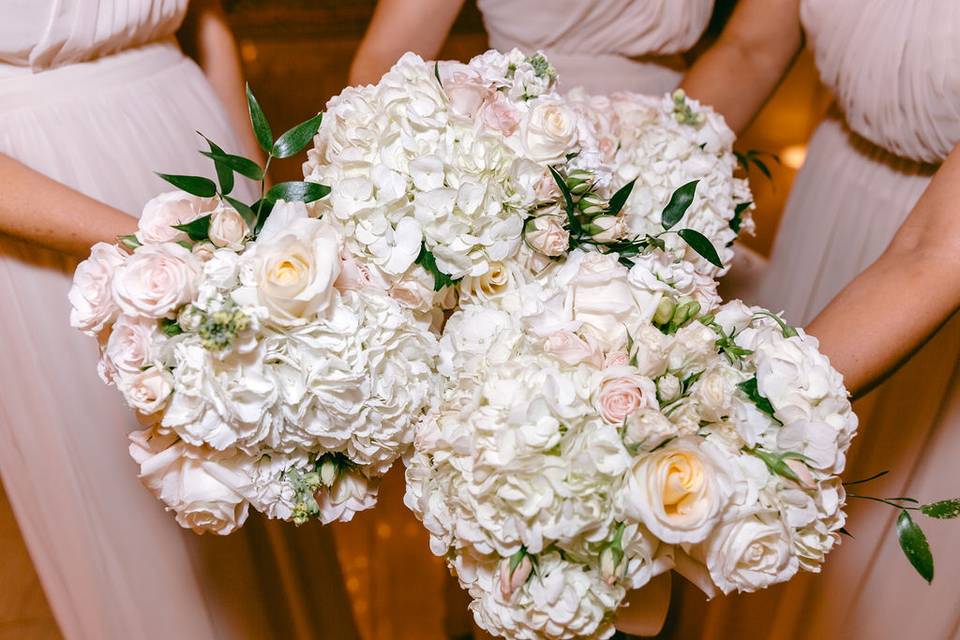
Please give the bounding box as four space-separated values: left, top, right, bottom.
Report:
669 1 960 638
0 1 356 638
477 0 714 95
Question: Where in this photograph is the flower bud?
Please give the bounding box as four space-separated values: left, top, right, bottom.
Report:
589 215 629 243
319 459 337 487
653 298 676 326
785 458 816 489
671 300 701 327
657 374 681 403
499 554 533 599
191 241 216 262
578 194 606 216
599 546 625 585
566 169 594 195
672 89 687 104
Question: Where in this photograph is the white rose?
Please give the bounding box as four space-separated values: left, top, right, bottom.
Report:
388 265 436 313
208 205 247 250
705 511 799 593
111 243 201 318
621 436 733 544
69 242 126 335
121 366 173 415
520 101 578 163
137 191 214 244
128 427 250 535
236 205 341 327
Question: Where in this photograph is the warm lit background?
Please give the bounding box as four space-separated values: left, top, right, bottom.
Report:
0 2 831 639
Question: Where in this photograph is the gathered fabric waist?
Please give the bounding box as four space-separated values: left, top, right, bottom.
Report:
0 38 187 111
522 49 686 96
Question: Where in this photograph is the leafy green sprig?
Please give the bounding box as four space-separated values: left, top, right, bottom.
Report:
842 470 960 584
537 167 724 269
148 84 329 246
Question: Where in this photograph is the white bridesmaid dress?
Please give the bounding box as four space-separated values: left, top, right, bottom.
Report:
0 2 357 639
670 1 960 638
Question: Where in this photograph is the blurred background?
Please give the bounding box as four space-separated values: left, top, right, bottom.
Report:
0 2 832 639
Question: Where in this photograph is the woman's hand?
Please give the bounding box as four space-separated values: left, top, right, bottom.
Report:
349 0 466 86
807 145 960 397
0 154 137 257
680 0 804 135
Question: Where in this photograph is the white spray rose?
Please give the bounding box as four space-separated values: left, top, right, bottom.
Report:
520 101 579 163
137 191 214 244
705 511 799 593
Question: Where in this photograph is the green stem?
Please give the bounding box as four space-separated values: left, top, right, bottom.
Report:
846 493 920 510
256 153 274 219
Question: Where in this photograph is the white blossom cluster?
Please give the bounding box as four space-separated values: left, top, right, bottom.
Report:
405 249 856 639
69 194 438 533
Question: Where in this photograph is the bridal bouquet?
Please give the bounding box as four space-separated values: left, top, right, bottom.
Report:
404 246 856 638
69 100 438 533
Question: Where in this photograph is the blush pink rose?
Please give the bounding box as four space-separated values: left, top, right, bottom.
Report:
479 92 520 136
544 330 601 367
596 374 657 424
525 215 569 257
441 64 491 119
603 351 630 368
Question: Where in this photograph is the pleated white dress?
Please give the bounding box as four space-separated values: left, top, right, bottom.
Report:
0 2 357 639
670 1 960 638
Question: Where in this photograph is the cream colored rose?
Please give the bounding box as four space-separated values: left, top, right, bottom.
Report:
567 252 638 350
208 205 247 250
137 191 214 244
121 366 173 415
69 242 126 335
111 243 201 318
521 101 578 163
595 373 657 425
129 427 250 535
237 204 341 326
621 437 732 544
388 266 436 313
525 215 569 257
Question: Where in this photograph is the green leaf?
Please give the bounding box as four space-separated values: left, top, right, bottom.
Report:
415 242 460 291
606 178 636 216
201 136 234 195
730 201 752 234
265 181 331 204
246 83 273 155
660 180 699 230
199 150 264 180
678 228 723 268
160 318 183 337
271 113 323 159
548 165 580 236
224 196 258 231
508 548 526 573
252 198 275 236
434 60 442 87
896 510 934 583
156 173 217 198
753 158 772 180
737 377 781 424
172 214 212 241
118 234 141 251
920 499 960 519
747 448 802 483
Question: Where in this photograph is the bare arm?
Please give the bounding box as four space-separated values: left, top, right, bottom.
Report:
349 0 465 86
680 0 804 135
178 0 263 162
0 155 137 257
807 145 960 397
